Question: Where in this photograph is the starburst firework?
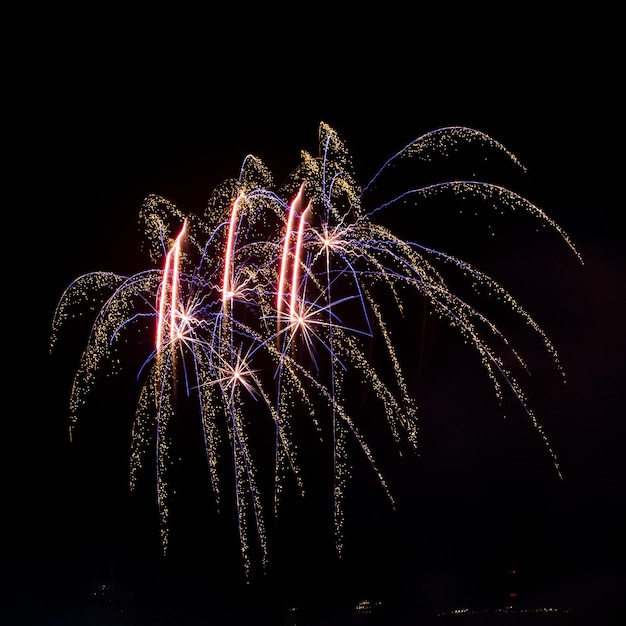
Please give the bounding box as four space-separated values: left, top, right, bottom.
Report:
51 122 582 577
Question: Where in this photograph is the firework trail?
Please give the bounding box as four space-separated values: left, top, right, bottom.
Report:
50 122 582 577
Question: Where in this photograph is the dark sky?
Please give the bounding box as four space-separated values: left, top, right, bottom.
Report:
6 8 624 625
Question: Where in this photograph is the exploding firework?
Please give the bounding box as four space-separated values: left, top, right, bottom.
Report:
50 122 582 577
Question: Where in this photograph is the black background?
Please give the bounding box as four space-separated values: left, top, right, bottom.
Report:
5 6 623 625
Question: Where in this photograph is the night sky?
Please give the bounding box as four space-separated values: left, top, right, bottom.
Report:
6 8 623 625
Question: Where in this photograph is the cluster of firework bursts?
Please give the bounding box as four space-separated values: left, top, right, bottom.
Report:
51 123 582 577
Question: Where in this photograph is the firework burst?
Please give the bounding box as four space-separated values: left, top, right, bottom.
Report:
51 122 582 577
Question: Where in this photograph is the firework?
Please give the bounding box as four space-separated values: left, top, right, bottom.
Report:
51 122 582 577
